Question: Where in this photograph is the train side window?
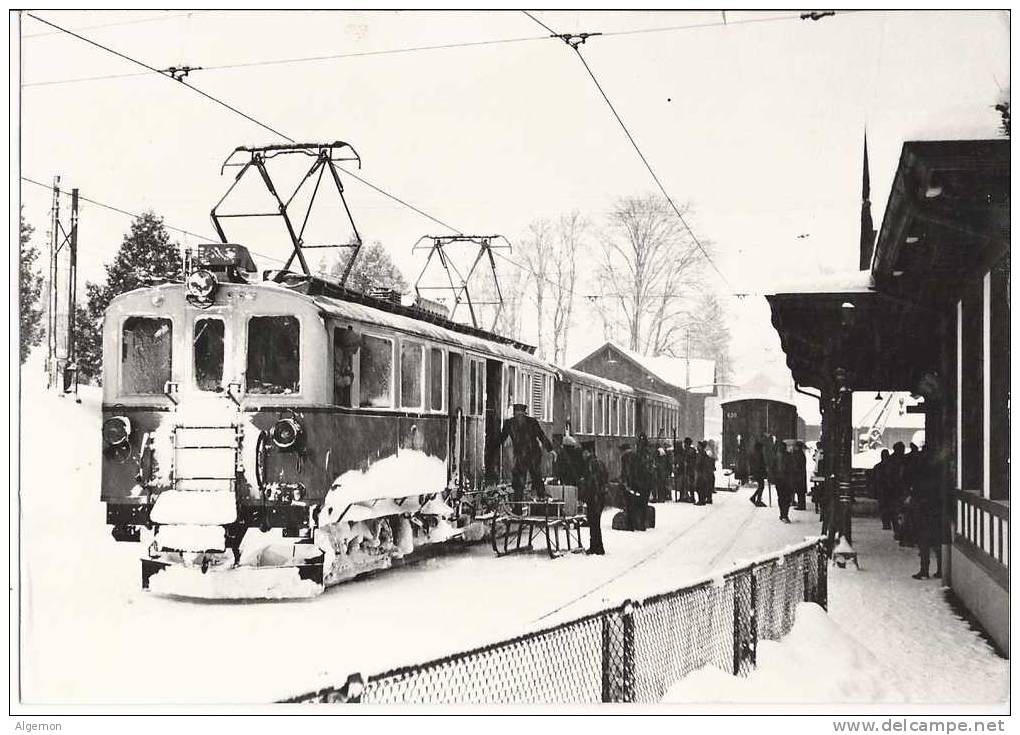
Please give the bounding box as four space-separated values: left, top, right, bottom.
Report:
246 316 300 394
400 341 424 409
506 365 518 408
585 389 594 434
122 316 173 395
360 334 394 408
194 318 224 392
571 386 581 433
428 347 444 411
332 326 356 407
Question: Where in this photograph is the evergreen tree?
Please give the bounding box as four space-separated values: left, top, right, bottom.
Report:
328 240 408 293
684 292 733 387
19 212 44 364
75 212 182 383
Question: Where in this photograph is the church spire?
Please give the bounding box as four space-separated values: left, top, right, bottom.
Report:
859 132 876 271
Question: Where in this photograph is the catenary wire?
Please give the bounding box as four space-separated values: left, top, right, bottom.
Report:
21 33 554 88
520 11 731 288
22 11 196 39
24 12 294 142
23 13 464 238
20 175 291 267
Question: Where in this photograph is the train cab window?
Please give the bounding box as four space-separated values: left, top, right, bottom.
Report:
360 334 394 408
428 347 444 411
194 318 225 392
121 316 172 395
246 316 300 394
400 341 424 409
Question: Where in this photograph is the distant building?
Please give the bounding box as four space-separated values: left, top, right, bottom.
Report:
571 341 715 441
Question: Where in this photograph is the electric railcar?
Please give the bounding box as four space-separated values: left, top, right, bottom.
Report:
101 244 684 599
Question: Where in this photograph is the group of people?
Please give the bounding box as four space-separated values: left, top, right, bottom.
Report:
740 436 810 523
670 437 718 506
871 441 943 579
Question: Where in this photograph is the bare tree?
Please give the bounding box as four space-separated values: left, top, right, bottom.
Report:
671 291 734 387
515 220 555 359
488 264 529 342
549 211 587 364
594 194 708 355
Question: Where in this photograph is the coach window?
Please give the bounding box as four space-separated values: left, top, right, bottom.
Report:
400 341 424 409
332 326 357 407
506 365 518 409
571 386 582 433
360 334 394 408
122 316 173 395
194 317 224 392
427 346 444 412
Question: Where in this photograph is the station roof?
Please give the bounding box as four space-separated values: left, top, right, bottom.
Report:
767 137 1009 393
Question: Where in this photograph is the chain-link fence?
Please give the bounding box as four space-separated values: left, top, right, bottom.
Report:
283 538 827 704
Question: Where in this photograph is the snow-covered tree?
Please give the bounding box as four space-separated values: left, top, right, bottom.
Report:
19 212 44 364
327 240 407 293
680 292 734 387
75 212 182 383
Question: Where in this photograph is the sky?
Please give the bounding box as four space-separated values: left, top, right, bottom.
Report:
15 9 1010 391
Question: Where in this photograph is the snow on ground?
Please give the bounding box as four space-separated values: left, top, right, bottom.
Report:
19 374 818 704
663 519 1008 704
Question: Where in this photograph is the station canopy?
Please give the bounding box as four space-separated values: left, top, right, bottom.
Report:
767 138 1009 393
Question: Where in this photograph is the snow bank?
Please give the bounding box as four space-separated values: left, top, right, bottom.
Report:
662 602 910 703
320 449 447 514
147 564 321 600
150 489 237 525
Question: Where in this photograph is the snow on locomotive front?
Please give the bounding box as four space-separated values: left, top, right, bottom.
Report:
100 244 472 600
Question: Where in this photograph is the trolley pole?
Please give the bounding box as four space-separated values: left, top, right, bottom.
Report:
64 188 80 401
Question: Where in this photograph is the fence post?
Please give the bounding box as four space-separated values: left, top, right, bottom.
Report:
817 541 828 610
803 553 811 603
749 565 758 669
621 600 636 703
732 574 741 675
601 613 612 703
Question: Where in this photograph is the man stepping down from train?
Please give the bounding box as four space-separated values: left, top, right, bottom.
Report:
496 403 554 506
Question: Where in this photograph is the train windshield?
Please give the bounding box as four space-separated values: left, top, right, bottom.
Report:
122 317 173 395
194 318 225 391
246 316 300 394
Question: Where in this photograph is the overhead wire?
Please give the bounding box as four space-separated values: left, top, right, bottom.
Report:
22 11 196 39
520 11 732 289
23 12 464 240
24 12 294 142
20 175 289 266
22 32 554 88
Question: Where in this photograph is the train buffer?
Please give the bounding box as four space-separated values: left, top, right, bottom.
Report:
487 485 586 559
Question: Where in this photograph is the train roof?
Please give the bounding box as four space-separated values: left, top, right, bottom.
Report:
720 393 798 409
558 367 678 404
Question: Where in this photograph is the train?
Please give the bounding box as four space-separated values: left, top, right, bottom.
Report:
100 243 686 599
719 395 802 474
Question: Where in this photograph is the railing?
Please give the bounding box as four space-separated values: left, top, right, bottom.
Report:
954 489 1009 580
283 538 828 704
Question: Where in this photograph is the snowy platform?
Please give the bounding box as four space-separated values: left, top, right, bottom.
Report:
14 383 876 704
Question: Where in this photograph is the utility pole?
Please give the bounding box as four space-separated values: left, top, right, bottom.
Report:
44 176 80 400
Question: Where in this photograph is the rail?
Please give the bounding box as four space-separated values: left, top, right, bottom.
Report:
282 538 828 704
954 489 1009 581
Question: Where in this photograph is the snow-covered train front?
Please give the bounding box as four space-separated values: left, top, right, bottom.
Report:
100 244 557 599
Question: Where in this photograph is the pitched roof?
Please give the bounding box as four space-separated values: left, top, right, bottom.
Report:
576 341 717 394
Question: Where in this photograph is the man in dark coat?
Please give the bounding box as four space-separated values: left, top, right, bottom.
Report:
622 435 653 530
749 441 767 507
909 447 943 579
580 440 608 554
495 403 553 505
681 437 698 503
671 438 683 502
654 447 671 503
695 441 715 505
775 442 792 523
791 441 809 511
888 442 909 544
873 449 893 530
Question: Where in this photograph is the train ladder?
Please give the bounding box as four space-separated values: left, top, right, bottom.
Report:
170 423 244 494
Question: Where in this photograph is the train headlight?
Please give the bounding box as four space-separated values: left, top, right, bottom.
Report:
271 417 303 450
186 269 218 304
102 416 132 447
